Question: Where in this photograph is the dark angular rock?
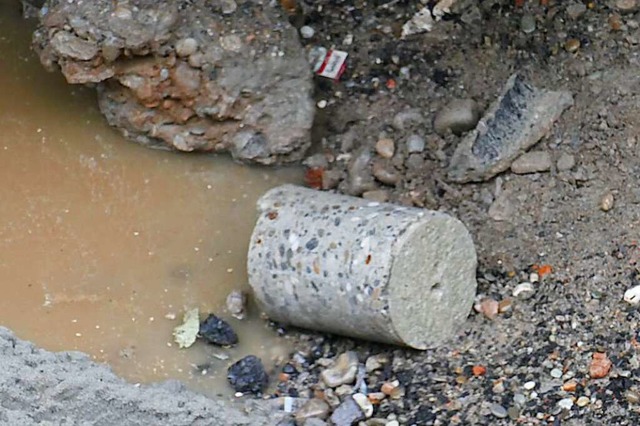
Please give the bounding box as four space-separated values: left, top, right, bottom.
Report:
199 314 238 346
329 396 365 426
447 73 573 183
227 355 269 394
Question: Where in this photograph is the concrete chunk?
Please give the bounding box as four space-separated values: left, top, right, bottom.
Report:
447 74 573 183
247 185 477 349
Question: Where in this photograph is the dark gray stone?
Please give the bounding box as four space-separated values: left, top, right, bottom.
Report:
447 74 573 182
329 396 365 426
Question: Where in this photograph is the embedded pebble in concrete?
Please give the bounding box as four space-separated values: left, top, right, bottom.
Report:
175 37 198 57
247 185 478 349
320 351 359 388
433 99 481 136
510 151 552 174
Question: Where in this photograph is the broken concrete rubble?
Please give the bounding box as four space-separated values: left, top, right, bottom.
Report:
447 73 573 183
33 0 314 164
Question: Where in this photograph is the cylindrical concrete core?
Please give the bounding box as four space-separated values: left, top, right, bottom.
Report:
247 185 477 349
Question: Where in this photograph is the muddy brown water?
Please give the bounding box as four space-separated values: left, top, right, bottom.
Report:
0 6 301 396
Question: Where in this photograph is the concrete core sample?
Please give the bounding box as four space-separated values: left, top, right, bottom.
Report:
247 185 477 349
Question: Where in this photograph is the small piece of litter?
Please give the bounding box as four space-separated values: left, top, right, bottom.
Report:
172 308 199 349
284 396 294 413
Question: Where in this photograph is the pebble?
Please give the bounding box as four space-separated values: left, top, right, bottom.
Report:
520 14 536 33
294 398 330 424
550 368 563 379
392 109 424 131
372 161 400 186
510 151 552 174
227 355 268 394
513 393 526 407
406 134 425 154
558 398 574 410
226 290 246 319
566 3 587 20
352 393 374 418
600 192 614 212
433 99 481 136
488 193 515 222
577 396 590 407
330 396 365 426
616 0 639 14
300 26 315 39
625 389 640 403
321 351 359 388
476 297 499 320
513 282 535 300
365 354 389 373
490 403 508 419
375 138 395 159
524 381 536 390
556 153 576 171
221 0 237 14
564 38 581 53
176 37 198 57
199 314 238 346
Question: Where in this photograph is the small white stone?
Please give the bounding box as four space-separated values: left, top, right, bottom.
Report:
600 192 614 212
577 396 590 407
176 38 198 57
550 368 563 378
317 100 327 109
558 398 574 410
529 272 539 283
513 282 535 299
300 26 315 39
524 381 536 390
352 393 373 418
624 285 640 304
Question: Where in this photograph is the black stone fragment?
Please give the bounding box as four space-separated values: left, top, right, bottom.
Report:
227 355 269 394
199 314 238 346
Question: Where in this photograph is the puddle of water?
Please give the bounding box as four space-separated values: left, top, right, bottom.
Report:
0 6 301 396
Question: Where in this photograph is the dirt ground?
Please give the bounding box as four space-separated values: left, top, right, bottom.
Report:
275 0 640 424
10 0 640 425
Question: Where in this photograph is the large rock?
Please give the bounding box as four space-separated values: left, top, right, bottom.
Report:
33 0 314 164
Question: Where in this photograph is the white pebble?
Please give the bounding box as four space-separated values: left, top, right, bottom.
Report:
624 285 640 304
524 381 536 390
558 398 574 410
352 393 373 418
513 282 535 299
300 26 315 39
